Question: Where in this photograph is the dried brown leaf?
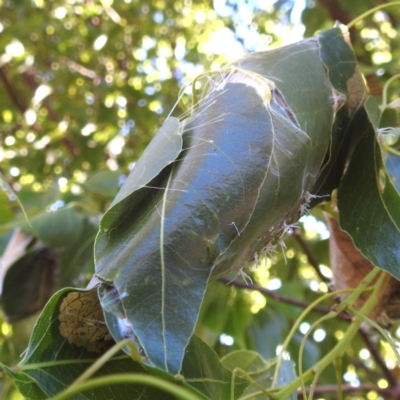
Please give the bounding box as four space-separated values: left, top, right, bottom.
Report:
326 215 400 323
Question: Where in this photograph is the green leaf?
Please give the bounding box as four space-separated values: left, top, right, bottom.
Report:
236 33 334 177
198 281 234 342
250 311 287 360
109 117 183 208
17 186 61 215
338 96 400 279
386 153 400 193
19 208 84 249
1 365 47 400
0 229 58 321
57 217 98 289
310 25 368 202
0 193 15 225
301 4 330 37
84 170 121 198
181 335 248 399
221 350 296 399
95 34 339 373
0 244 58 322
6 287 180 400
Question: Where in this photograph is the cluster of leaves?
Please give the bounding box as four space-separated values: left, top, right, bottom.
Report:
1 1 400 400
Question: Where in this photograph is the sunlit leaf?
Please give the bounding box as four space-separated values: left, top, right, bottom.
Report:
109 117 183 208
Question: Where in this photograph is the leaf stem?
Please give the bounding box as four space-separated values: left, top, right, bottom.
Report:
347 2 400 29
298 311 337 398
52 374 207 400
71 339 141 386
230 367 275 400
334 267 380 314
219 277 340 313
380 73 400 120
347 305 400 366
383 145 400 158
160 167 174 371
273 269 385 399
307 367 322 400
334 357 343 400
270 288 354 388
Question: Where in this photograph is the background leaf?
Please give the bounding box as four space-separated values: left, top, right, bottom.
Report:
221 350 296 399
181 335 248 399
84 170 121 199
19 208 84 249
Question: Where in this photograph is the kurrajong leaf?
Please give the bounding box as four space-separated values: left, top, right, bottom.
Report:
338 96 400 280
20 208 84 249
181 335 248 399
309 26 367 203
221 350 296 399
93 26 366 373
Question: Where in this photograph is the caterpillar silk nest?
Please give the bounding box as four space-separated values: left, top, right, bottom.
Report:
58 289 113 353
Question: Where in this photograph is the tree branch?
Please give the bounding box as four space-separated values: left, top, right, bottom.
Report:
299 383 400 397
222 237 400 394
0 64 79 157
293 227 330 283
0 65 27 114
317 0 352 25
218 276 334 314
59 56 98 80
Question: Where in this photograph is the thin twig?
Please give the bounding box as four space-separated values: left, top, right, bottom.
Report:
293 227 330 283
359 329 398 388
1 64 79 157
60 57 98 80
218 277 334 314
298 383 400 396
0 66 42 133
223 234 399 395
293 228 399 388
